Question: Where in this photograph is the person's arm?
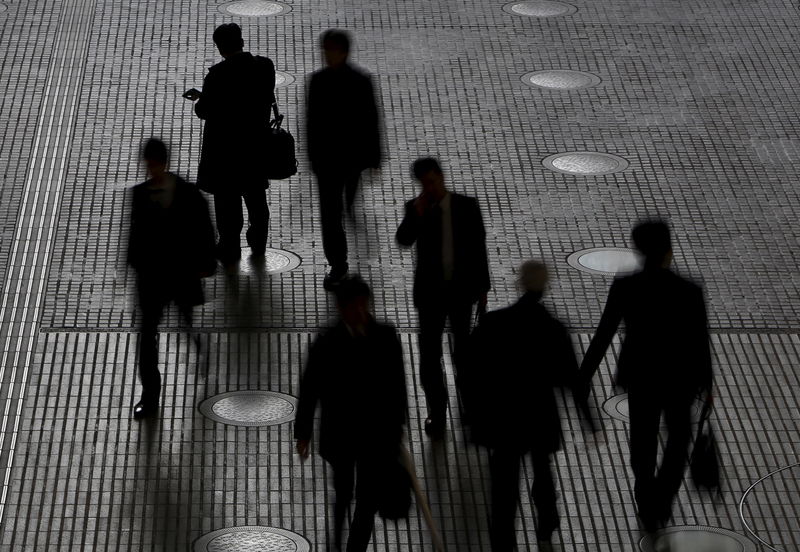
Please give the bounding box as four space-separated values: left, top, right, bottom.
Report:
693 286 713 395
126 189 141 271
396 200 422 247
387 329 409 431
305 74 319 173
471 198 491 304
193 190 217 277
363 75 382 169
194 71 215 120
264 57 276 106
294 337 324 455
577 281 625 395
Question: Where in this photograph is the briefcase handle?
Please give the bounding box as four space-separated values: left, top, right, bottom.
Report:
270 102 284 129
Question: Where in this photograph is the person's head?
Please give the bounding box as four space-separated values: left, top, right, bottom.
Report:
213 23 244 57
412 157 446 199
141 138 169 180
517 260 549 296
334 275 372 328
320 29 350 68
631 219 673 267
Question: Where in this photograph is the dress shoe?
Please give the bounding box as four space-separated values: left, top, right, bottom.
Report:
323 264 348 290
133 400 158 420
424 417 445 439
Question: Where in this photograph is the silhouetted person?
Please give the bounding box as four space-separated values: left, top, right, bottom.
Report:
307 29 382 288
294 276 407 552
185 23 276 269
127 138 216 419
463 261 578 551
577 220 713 532
396 157 490 439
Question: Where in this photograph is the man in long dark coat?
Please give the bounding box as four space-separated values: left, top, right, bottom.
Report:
294 276 407 552
187 23 276 268
577 220 713 532
127 138 216 419
306 29 382 288
396 157 490 439
462 261 579 551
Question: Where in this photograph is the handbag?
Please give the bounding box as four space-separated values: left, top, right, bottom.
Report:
690 394 722 493
265 102 298 180
377 445 412 520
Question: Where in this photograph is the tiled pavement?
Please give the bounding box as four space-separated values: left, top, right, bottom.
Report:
0 0 799 549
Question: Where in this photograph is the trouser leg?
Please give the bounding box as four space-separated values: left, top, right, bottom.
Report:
530 452 558 540
137 290 166 406
243 187 270 255
446 296 474 393
489 447 521 552
417 303 449 422
331 457 356 551
628 392 662 523
657 399 693 516
344 171 361 214
317 174 348 270
347 457 380 552
214 192 244 262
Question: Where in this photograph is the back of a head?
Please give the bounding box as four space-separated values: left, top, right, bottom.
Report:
142 138 169 165
631 220 672 264
334 275 371 306
412 157 442 180
518 260 549 294
320 29 351 53
213 23 244 53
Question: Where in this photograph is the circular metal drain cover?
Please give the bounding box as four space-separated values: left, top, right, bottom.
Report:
523 70 601 90
0 4 7 13
502 0 577 16
199 391 297 427
640 526 756 552
602 394 703 423
218 0 291 16
543 151 630 175
567 247 641 276
275 71 295 88
195 526 311 552
239 247 302 275
740 462 800 550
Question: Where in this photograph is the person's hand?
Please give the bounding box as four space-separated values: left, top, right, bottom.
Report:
296 439 310 460
413 191 431 217
183 88 202 101
478 292 488 311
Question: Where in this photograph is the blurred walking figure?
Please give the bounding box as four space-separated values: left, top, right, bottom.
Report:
306 29 382 288
185 23 276 269
462 261 580 551
127 138 216 419
396 157 490 439
294 276 407 552
577 220 713 532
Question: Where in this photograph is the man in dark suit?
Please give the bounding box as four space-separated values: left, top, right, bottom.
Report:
396 157 490 438
127 138 216 419
463 261 580 551
577 220 713 532
294 276 407 552
306 29 382 288
185 23 276 269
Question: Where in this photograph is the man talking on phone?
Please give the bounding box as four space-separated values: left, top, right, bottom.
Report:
184 23 276 270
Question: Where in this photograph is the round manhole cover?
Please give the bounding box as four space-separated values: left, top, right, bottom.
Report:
0 4 7 13
218 0 291 16
195 526 311 552
567 247 641 276
543 152 630 175
523 70 602 90
602 394 703 424
640 526 756 552
238 247 302 275
199 391 297 427
502 0 578 16
275 71 295 88
740 462 800 551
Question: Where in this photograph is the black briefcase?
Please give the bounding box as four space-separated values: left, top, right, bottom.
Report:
690 397 722 492
265 102 298 180
377 449 412 520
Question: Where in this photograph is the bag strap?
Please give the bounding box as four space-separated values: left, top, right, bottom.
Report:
695 392 713 440
271 102 284 129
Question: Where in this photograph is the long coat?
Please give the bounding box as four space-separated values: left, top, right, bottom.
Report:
195 52 276 194
293 319 408 462
462 292 578 453
579 267 712 399
306 63 381 175
127 174 216 305
396 192 491 306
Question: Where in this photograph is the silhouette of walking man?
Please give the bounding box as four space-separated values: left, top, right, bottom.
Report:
294 276 407 552
577 220 713 532
185 23 276 269
306 29 382 288
396 157 490 439
127 138 216 419
463 261 579 551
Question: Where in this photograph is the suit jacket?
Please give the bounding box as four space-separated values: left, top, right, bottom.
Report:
396 192 490 306
293 319 408 462
579 267 712 397
463 292 578 453
127 174 216 305
306 63 381 175
195 52 276 193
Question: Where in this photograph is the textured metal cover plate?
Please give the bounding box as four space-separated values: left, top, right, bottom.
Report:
567 247 641 276
543 151 630 175
239 247 302 275
195 526 311 552
199 391 297 427
602 394 703 423
502 0 578 16
739 462 800 551
275 71 295 88
218 0 291 17
640 525 757 552
522 70 602 90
